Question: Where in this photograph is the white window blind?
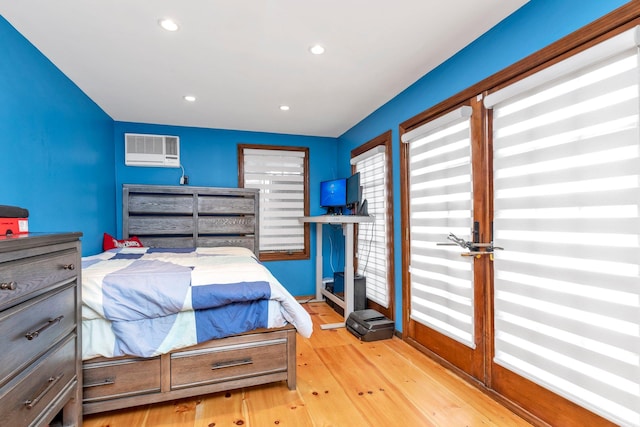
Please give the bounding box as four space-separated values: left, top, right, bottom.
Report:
489 26 640 427
353 146 390 308
242 148 306 252
403 106 475 348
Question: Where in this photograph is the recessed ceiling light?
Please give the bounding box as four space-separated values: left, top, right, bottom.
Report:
184 95 196 102
279 105 290 111
159 18 179 32
309 44 325 55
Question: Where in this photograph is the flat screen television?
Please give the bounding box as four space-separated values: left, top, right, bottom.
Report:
320 178 347 214
346 172 361 209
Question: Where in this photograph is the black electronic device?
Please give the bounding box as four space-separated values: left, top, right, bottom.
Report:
346 172 361 213
346 309 394 342
320 178 347 214
333 272 366 311
357 199 368 216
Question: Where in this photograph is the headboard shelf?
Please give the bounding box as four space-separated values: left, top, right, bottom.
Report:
123 184 259 253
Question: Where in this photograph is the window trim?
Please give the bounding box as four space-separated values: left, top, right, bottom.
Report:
238 143 310 261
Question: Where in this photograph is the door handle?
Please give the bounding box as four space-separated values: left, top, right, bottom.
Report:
437 232 503 258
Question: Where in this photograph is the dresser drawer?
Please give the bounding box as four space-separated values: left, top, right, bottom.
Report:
83 356 161 402
170 334 288 390
0 249 78 310
0 284 76 387
0 335 77 427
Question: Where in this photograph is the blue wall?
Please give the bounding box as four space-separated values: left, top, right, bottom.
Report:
0 16 115 255
113 121 338 295
338 0 630 328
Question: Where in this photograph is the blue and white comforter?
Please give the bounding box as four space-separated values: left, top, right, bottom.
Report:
81 246 312 360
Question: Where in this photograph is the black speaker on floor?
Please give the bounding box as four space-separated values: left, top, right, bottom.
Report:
333 272 366 311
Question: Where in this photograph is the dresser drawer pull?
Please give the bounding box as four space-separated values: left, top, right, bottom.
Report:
211 358 253 370
83 377 116 388
25 316 64 340
0 281 17 290
24 373 64 409
62 263 75 270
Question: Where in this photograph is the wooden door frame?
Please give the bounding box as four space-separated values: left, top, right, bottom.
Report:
400 96 489 381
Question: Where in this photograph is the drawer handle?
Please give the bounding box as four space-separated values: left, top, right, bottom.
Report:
62 263 75 270
211 358 253 370
0 281 17 290
25 373 64 409
83 377 115 388
25 315 64 340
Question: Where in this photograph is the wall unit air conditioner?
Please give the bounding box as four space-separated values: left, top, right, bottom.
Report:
125 133 180 167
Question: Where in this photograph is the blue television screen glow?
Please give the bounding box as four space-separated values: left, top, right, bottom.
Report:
320 178 347 208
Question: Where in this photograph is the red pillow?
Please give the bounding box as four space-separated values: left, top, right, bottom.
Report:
103 233 144 251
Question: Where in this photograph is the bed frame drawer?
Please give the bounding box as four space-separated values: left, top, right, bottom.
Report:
83 325 296 415
170 334 288 390
0 284 76 387
83 356 161 402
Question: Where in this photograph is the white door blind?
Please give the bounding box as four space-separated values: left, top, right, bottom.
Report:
404 106 475 348
490 26 640 427
354 148 389 308
242 148 306 252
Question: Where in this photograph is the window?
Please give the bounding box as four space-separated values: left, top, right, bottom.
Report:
486 26 640 427
351 133 393 313
238 144 309 261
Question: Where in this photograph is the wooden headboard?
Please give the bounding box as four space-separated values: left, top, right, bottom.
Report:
122 184 259 253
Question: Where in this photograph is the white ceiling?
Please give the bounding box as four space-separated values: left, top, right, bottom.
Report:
1 1 528 137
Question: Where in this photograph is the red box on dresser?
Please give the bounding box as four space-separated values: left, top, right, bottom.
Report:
0 218 28 236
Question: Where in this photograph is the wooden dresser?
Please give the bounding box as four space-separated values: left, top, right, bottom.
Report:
0 232 82 427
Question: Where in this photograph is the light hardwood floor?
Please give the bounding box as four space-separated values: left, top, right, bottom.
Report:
83 302 531 427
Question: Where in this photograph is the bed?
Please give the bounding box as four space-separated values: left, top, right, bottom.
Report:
81 184 313 415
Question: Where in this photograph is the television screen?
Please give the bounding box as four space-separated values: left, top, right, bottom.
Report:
320 178 347 208
346 172 361 206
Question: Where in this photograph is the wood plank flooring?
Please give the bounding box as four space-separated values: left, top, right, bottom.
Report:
83 302 531 427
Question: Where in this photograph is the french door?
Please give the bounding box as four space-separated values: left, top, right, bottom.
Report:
401 98 490 380
485 26 640 426
401 23 640 427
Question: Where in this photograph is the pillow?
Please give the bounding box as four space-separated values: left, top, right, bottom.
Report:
103 233 144 251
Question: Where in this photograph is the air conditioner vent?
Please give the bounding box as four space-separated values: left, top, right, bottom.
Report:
125 133 180 167
164 136 179 157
